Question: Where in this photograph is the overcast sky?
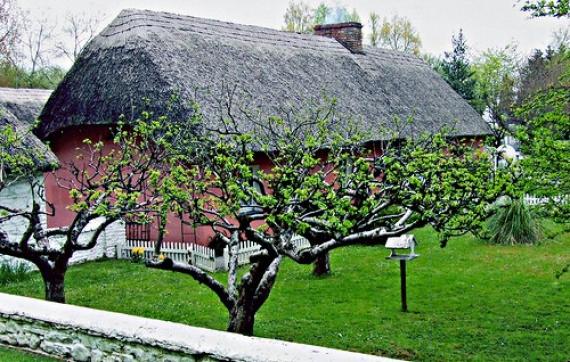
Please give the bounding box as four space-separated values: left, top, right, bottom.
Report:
18 0 569 67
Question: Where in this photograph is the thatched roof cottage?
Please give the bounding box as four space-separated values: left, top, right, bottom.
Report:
36 9 490 243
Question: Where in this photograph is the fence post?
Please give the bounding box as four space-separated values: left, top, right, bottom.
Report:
223 246 229 271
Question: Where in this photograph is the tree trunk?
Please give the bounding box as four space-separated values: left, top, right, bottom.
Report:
227 305 255 336
313 252 331 276
43 272 66 303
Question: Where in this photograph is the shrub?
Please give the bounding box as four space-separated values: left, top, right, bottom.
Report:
0 262 33 285
488 197 541 245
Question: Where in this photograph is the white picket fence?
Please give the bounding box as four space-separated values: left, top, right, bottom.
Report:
524 194 567 206
234 240 261 266
291 234 311 250
121 240 189 264
120 235 311 272
190 243 217 272
525 195 548 206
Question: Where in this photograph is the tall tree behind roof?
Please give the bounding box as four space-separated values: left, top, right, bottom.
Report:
312 3 330 26
473 44 521 146
368 12 380 47
440 29 482 114
54 13 102 63
370 14 422 56
517 46 569 104
283 1 361 33
283 1 314 33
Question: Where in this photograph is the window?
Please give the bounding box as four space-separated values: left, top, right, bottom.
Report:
238 165 263 216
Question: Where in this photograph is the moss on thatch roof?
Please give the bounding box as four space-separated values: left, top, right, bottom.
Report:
37 9 490 140
0 88 58 172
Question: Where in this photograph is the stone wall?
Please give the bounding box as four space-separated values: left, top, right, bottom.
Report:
0 293 397 362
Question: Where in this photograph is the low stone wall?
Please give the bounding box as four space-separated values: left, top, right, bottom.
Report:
0 293 399 362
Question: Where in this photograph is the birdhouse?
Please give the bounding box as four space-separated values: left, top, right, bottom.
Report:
385 234 419 261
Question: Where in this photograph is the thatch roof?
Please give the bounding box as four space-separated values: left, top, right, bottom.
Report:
0 88 58 172
37 9 490 141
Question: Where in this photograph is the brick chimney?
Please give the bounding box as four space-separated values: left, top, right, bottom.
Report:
313 22 363 54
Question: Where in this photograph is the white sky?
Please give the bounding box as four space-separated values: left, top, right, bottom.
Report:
18 0 569 67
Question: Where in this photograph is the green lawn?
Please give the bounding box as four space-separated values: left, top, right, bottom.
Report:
0 347 56 361
0 226 568 361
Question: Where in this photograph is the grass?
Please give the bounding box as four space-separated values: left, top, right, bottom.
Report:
0 347 56 361
0 263 33 286
0 225 568 361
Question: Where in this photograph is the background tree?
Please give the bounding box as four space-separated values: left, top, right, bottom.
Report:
517 42 570 105
0 11 65 89
370 14 422 55
0 114 168 303
312 3 330 25
520 0 569 17
283 1 314 33
368 12 380 47
472 45 521 147
147 99 509 336
0 9 99 88
283 1 361 32
23 20 54 85
515 54 569 221
55 12 101 63
0 0 22 64
439 29 482 114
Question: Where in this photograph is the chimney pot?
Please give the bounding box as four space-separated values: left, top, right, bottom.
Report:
313 22 363 54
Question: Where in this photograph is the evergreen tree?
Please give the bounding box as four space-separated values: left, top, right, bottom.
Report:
440 29 481 113
517 45 570 104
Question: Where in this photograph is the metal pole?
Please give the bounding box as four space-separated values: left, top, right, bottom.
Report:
400 259 408 312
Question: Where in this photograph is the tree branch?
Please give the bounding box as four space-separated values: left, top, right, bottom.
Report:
147 258 235 311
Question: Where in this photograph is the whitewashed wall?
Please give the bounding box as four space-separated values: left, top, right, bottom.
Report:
0 175 46 242
56 218 126 265
0 176 126 269
0 175 45 269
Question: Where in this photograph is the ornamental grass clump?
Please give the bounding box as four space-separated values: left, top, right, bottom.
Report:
0 262 32 285
488 197 541 245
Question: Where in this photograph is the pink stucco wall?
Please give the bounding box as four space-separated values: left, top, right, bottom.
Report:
44 125 274 246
